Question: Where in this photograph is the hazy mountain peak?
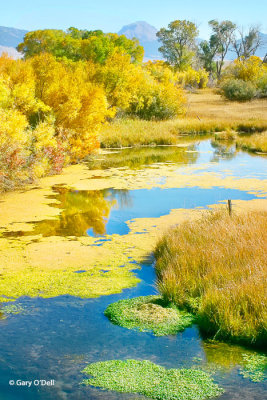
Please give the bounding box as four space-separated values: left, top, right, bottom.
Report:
118 21 158 42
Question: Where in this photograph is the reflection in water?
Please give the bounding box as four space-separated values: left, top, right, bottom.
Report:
210 140 237 162
2 186 258 238
88 144 199 170
203 340 254 369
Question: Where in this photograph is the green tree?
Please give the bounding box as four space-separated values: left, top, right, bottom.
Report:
208 20 236 78
156 20 198 71
17 29 144 64
198 40 217 76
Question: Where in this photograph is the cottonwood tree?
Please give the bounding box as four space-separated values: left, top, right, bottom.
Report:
156 20 199 71
208 20 236 78
232 26 262 59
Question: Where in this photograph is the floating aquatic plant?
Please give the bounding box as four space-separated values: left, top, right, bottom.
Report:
240 354 267 382
104 295 195 336
82 359 223 400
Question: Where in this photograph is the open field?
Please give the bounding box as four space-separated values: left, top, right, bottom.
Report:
100 89 267 149
154 210 267 347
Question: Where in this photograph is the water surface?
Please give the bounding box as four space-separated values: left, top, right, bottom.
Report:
0 139 266 400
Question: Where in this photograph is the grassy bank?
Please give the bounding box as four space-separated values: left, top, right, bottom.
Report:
235 131 267 153
154 210 267 347
100 89 267 148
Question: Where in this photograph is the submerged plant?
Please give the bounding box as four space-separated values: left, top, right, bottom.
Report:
1 303 25 317
82 359 223 400
240 354 267 382
104 295 195 336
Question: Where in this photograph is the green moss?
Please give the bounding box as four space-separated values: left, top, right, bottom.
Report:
82 359 223 400
240 354 267 382
104 295 195 336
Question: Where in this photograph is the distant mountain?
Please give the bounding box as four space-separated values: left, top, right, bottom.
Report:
0 26 27 58
0 26 27 47
118 21 162 61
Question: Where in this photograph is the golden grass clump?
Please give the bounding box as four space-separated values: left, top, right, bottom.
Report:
235 131 267 153
154 210 267 347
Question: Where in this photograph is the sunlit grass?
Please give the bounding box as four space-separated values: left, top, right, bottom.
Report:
100 89 267 148
235 131 267 153
154 210 267 347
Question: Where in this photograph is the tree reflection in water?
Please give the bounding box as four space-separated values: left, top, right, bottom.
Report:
4 186 132 237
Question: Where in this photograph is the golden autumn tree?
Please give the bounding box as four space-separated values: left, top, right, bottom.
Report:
30 53 110 160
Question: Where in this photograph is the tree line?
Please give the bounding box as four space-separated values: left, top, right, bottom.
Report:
156 20 264 77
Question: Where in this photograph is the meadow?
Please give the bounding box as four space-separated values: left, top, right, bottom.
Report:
100 89 267 150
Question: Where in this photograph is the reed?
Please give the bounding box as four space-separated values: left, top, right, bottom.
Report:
154 210 267 347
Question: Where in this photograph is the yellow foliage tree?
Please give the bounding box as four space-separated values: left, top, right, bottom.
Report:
227 56 267 83
30 53 110 160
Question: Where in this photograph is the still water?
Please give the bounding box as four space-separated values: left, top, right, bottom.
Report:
0 140 266 400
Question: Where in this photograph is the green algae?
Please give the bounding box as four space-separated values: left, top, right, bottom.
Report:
0 265 140 303
104 295 195 336
82 359 224 400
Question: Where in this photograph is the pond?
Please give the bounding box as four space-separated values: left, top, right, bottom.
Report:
0 139 266 400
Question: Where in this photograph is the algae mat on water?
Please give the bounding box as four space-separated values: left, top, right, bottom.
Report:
105 295 195 336
82 359 223 400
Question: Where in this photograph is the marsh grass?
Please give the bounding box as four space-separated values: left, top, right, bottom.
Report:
82 359 223 400
104 295 195 336
235 131 267 153
100 89 267 148
154 210 267 347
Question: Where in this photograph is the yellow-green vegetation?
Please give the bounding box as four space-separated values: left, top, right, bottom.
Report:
88 144 198 169
221 56 267 101
100 89 267 148
155 210 267 347
235 132 267 153
82 359 223 400
0 303 24 316
0 266 139 303
104 295 195 336
240 354 267 382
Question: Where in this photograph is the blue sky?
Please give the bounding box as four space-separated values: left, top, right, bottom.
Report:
1 0 266 38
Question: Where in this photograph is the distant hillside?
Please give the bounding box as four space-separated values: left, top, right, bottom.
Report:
0 26 27 47
0 26 27 58
118 21 162 61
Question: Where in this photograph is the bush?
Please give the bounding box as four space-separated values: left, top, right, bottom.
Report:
257 73 267 97
176 67 209 89
222 79 256 101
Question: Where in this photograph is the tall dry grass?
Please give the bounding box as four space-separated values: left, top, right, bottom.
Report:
154 210 267 347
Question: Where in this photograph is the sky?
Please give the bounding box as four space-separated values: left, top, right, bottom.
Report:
1 0 267 39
